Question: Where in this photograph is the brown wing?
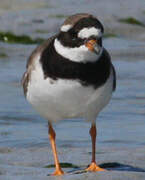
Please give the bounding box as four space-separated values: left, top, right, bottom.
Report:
21 35 57 96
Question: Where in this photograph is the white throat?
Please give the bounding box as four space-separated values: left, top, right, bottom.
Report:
54 38 102 63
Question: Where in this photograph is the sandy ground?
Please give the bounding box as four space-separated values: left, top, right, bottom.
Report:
0 0 145 179
0 145 145 180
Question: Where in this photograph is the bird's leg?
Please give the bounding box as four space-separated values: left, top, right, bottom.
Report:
86 123 105 172
48 122 64 175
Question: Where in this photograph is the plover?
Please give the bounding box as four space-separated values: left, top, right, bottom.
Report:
22 13 116 175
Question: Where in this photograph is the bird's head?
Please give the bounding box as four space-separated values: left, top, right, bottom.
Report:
54 13 104 63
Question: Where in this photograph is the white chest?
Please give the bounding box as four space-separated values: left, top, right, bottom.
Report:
26 56 113 122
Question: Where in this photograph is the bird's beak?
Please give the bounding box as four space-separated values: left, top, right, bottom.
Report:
85 39 101 55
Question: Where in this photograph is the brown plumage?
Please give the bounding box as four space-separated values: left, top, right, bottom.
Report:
21 36 57 96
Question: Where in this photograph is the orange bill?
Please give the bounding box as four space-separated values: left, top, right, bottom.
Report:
85 39 101 54
85 39 97 51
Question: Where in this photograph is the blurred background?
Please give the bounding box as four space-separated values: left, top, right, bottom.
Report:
0 0 145 179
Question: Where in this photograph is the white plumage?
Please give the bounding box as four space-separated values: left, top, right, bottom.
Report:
26 54 113 123
78 27 102 39
60 24 72 32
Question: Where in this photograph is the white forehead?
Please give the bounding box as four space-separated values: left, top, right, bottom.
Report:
60 24 72 32
78 27 102 39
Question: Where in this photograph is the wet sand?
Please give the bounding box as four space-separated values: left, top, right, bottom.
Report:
0 0 145 179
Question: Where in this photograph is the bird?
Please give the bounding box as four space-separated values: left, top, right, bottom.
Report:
22 13 116 176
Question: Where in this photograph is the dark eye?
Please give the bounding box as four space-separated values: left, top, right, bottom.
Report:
69 30 77 39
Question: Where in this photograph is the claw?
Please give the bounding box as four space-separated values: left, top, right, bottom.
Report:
52 169 64 176
86 162 106 172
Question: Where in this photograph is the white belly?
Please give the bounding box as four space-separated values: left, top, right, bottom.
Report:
27 58 113 123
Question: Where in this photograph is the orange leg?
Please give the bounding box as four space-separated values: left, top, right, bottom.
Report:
86 123 105 172
48 122 64 176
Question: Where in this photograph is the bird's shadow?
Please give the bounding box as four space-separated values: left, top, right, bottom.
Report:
100 162 145 172
47 162 145 176
72 162 145 174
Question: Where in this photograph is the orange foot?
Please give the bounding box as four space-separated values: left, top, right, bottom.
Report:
52 169 64 176
86 162 105 172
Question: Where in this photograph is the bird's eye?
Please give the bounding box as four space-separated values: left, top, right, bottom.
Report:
69 30 77 40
